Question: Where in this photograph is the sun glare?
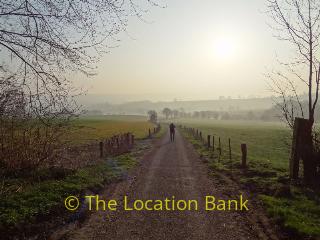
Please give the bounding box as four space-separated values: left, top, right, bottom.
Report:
214 37 236 60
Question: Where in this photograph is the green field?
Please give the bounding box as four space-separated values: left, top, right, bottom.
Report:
177 118 320 237
176 119 291 170
1 115 156 235
67 115 155 144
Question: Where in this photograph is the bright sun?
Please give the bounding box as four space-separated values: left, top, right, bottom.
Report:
214 37 236 60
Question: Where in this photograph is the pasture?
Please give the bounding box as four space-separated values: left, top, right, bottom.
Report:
176 119 291 170
67 115 155 144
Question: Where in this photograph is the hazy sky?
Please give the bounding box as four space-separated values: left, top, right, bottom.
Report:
77 0 293 102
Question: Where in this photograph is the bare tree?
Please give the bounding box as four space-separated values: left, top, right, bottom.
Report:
162 108 172 120
266 0 320 183
147 110 157 123
0 0 159 171
0 1 159 108
172 109 179 119
0 0 159 77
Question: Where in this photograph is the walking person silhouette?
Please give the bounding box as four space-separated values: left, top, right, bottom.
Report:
169 123 176 142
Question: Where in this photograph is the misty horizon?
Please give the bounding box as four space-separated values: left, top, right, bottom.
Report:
72 0 301 100
77 93 274 105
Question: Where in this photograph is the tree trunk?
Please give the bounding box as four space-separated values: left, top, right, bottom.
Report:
302 120 317 185
291 118 317 185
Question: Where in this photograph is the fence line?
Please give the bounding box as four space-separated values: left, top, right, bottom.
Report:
101 123 161 157
55 124 161 169
181 125 247 168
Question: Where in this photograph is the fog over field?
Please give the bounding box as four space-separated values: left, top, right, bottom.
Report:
78 95 275 113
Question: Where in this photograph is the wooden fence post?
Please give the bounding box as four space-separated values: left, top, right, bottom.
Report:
126 134 129 151
228 138 232 161
207 135 211 148
128 133 132 147
241 144 247 168
131 134 135 146
149 128 151 138
212 135 215 152
99 141 103 157
290 117 310 179
154 127 156 134
125 133 129 151
199 131 202 140
218 137 221 156
116 137 120 154
105 139 109 155
110 138 113 155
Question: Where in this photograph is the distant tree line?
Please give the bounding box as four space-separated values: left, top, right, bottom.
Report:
159 107 281 122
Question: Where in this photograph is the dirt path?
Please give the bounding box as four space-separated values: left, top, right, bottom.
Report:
58 130 279 240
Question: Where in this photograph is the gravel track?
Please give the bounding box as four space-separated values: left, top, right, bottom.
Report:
61 129 279 240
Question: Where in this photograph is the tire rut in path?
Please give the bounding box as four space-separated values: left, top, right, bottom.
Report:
66 130 269 240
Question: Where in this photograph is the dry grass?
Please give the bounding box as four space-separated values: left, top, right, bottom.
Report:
66 115 155 144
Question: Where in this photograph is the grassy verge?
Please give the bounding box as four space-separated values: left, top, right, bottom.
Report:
0 153 137 234
154 123 167 138
180 127 320 239
260 194 320 237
